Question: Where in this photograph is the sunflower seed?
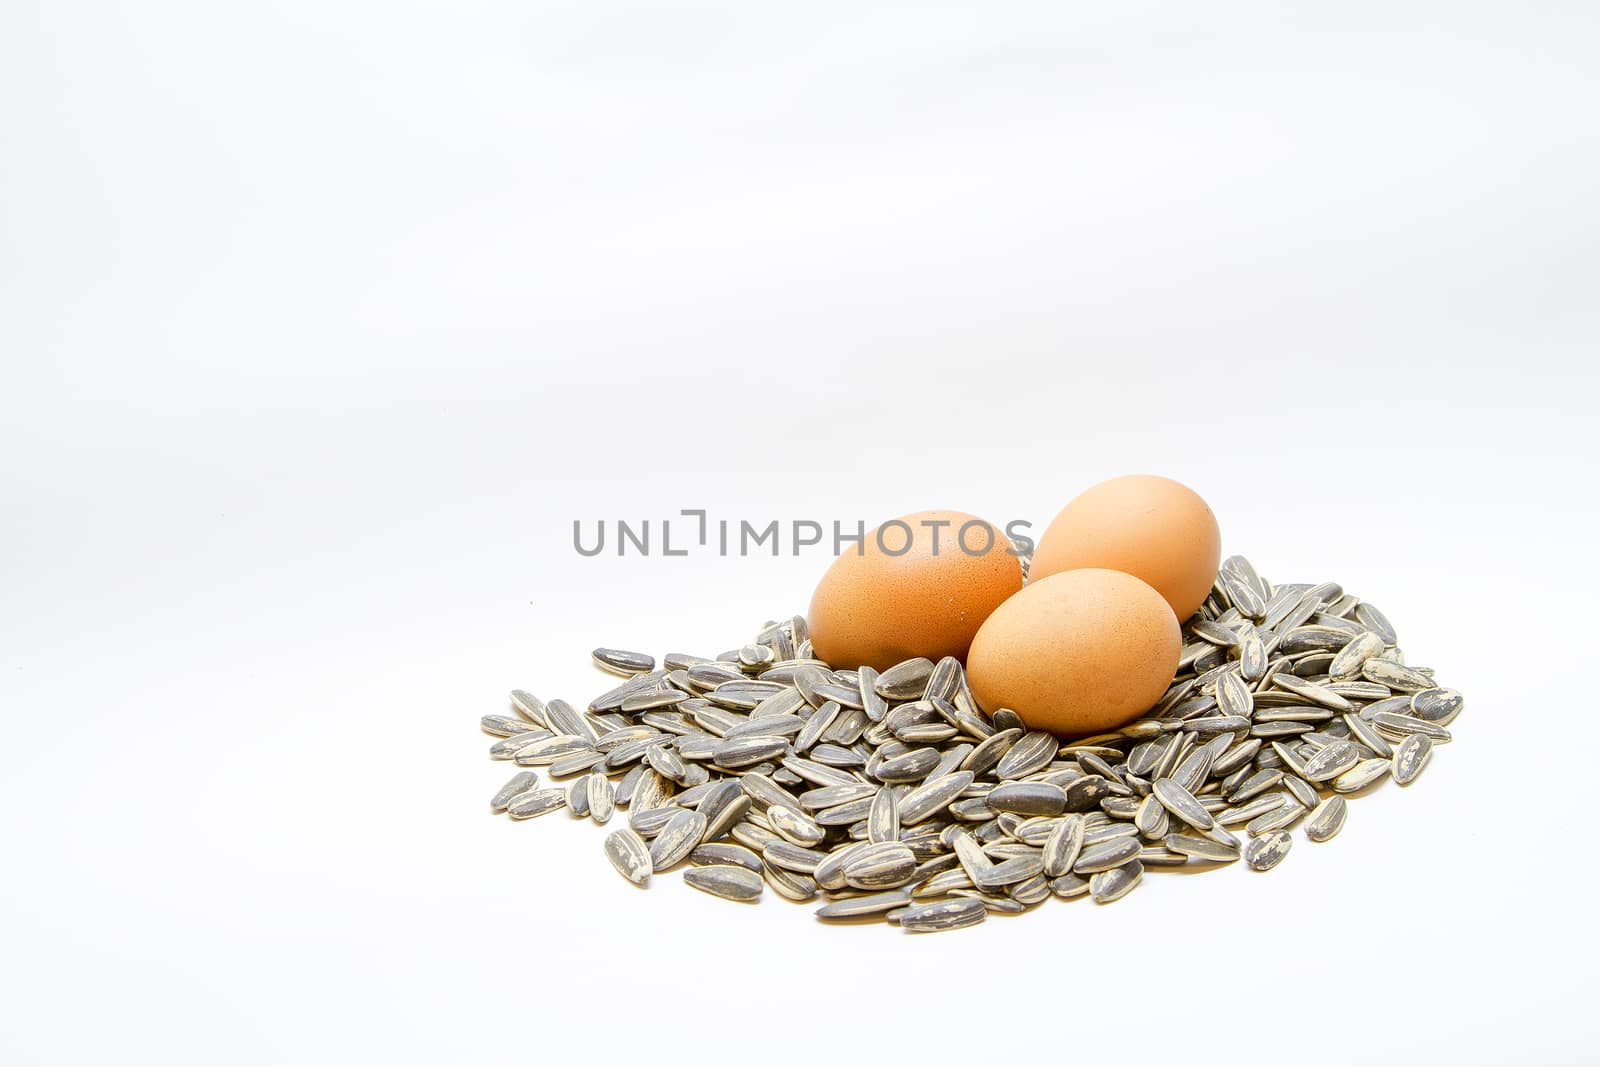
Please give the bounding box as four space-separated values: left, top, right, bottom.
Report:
1411 687 1464 725
1090 860 1143 903
684 864 763 902
512 734 592 766
1244 830 1292 871
1040 814 1086 877
1166 833 1239 862
996 731 1059 779
1283 774 1319 810
1271 675 1355 712
762 864 819 901
1135 795 1170 838
766 804 825 847
1153 778 1214 831
690 842 762 872
875 658 935 701
899 897 987 932
1333 758 1390 793
1361 659 1433 692
1073 836 1142 874
585 777 614 825
842 843 918 890
1351 602 1395 643
491 771 539 812
507 788 567 819
1370 712 1451 741
713 736 789 768
1305 796 1347 842
868 787 899 844
1302 740 1360 782
899 772 975 824
649 809 708 869
1392 734 1433 785
1247 800 1306 836
604 828 653 885
1329 631 1385 682
815 889 914 920
986 782 1068 816
1216 672 1254 718
762 841 830 875
592 648 655 677
543 699 596 741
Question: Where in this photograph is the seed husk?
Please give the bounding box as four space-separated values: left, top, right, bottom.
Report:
842 843 918 890
899 772 975 824
1090 861 1143 903
507 788 567 819
1332 758 1391 793
763 864 819 901
816 889 914 920
1362 658 1433 692
1166 833 1239 862
690 842 762 872
899 897 987 932
604 828 653 886
685 864 764 902
1392 734 1433 785
1411 687 1464 725
1244 830 1293 871
1216 672 1254 718
649 809 708 870
995 731 1059 780
491 771 539 812
1152 778 1214 831
593 647 656 676
1305 796 1347 842
1073 836 1142 874
986 782 1068 816
1370 712 1452 742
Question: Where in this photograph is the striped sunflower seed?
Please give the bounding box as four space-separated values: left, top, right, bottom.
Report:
899 897 987 932
1090 861 1143 903
604 828 653 886
507 788 567 819
648 809 708 870
690 842 762 872
1305 796 1347 843
684 864 763 902
1244 830 1292 871
815 889 914 920
491 771 538 812
1166 833 1239 862
1153 778 1214 831
842 843 918 890
1392 734 1433 785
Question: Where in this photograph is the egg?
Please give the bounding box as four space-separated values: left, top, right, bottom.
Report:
1029 474 1220 621
966 568 1181 736
808 510 1024 672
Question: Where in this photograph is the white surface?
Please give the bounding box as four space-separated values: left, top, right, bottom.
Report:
3 2 1597 1063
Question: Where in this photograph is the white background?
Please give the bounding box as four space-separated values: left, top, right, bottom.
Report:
3 2 1597 1063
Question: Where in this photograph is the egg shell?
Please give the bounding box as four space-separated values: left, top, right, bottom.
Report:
808 510 1024 672
1029 474 1221 621
966 568 1181 737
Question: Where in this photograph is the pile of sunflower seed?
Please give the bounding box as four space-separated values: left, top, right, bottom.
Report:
482 555 1461 933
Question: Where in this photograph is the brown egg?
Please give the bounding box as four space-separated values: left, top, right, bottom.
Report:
967 569 1181 737
808 510 1024 672
1029 474 1220 622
